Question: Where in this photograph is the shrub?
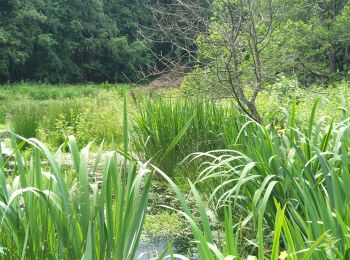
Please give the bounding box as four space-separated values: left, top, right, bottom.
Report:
38 99 83 146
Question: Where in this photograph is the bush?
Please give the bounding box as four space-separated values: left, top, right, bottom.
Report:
38 100 83 146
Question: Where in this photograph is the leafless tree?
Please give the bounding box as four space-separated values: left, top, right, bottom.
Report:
141 0 285 123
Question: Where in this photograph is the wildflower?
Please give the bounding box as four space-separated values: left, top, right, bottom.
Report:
279 251 289 260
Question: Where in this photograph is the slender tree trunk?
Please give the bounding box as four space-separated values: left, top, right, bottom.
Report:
247 0 263 122
114 65 118 83
248 101 262 123
329 51 337 73
230 44 262 123
7 57 11 82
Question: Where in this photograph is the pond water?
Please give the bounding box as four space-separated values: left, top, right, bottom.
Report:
1 141 12 157
136 235 199 259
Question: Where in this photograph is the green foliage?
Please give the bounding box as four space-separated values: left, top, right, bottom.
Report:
8 100 82 140
8 102 43 138
0 133 152 259
143 212 186 238
132 98 246 176
0 83 99 100
155 168 325 259
75 92 123 146
107 36 154 82
185 100 350 258
5 85 127 148
0 105 6 125
37 100 84 145
0 92 153 259
2 92 350 258
257 80 350 126
0 0 154 83
183 0 350 106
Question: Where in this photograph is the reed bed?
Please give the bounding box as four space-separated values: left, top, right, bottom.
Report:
132 98 248 176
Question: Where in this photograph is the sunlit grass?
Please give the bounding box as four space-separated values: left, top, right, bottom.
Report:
180 100 350 258
132 98 248 176
0 91 152 259
1 86 350 259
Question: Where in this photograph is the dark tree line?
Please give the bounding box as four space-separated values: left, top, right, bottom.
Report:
0 0 156 83
0 0 349 85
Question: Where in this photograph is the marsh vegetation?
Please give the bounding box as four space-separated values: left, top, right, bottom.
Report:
1 0 350 259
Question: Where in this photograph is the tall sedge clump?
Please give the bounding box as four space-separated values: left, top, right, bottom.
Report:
0 88 152 259
132 98 247 176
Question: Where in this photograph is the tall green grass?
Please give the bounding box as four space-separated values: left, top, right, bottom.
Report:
153 163 326 259
185 101 350 258
3 92 350 259
132 98 247 176
0 83 131 101
8 100 82 139
0 91 152 259
7 103 41 138
0 83 95 100
2 83 130 147
8 91 124 147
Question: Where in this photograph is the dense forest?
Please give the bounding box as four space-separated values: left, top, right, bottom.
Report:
0 0 156 83
0 0 349 84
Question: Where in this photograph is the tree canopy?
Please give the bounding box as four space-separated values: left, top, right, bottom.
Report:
0 0 154 83
0 0 349 84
